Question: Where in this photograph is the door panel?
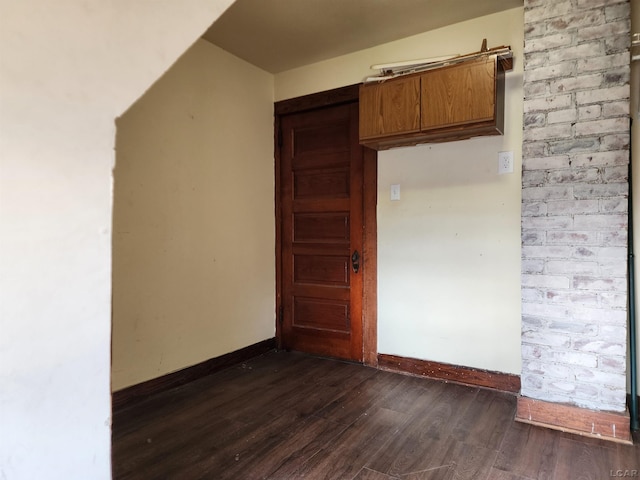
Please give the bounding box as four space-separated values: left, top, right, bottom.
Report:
293 123 350 155
293 213 350 244
294 254 349 286
293 297 350 332
293 167 350 198
280 102 363 362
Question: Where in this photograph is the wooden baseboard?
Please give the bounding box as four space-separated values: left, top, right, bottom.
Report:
515 396 632 444
112 338 276 410
377 354 521 393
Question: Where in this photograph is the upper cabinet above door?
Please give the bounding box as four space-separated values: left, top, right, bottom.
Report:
359 75 421 140
359 55 510 150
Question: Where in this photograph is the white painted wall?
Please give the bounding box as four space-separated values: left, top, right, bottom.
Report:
377 138 522 373
112 39 275 391
0 1 235 478
275 8 524 374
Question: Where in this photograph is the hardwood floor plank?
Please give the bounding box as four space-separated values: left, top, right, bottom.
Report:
612 438 640 474
112 413 244 478
131 411 296 479
553 436 619 480
493 421 559 479
112 351 640 480
231 415 349 479
113 351 312 439
486 469 533 480
212 374 317 424
375 374 448 415
112 372 244 439
368 385 475 476
257 356 378 422
423 437 498 480
316 370 407 425
192 410 317 480
311 358 379 389
289 407 410 480
267 378 344 419
367 382 478 476
402 465 455 480
148 409 311 480
352 467 401 480
403 382 479 440
369 419 443 477
450 388 516 449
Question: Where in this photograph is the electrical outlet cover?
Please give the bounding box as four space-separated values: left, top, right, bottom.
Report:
498 151 514 174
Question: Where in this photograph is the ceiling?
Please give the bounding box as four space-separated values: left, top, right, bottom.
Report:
202 0 523 73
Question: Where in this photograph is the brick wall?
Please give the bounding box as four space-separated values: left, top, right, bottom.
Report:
521 0 630 412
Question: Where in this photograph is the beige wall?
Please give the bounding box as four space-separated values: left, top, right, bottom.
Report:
112 39 275 391
275 8 524 374
112 8 525 394
0 1 235 478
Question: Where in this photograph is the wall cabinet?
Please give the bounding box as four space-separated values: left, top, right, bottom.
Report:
359 56 507 150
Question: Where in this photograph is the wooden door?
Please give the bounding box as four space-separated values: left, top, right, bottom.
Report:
279 102 364 362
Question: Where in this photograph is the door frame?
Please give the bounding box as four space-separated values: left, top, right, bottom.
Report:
274 84 378 366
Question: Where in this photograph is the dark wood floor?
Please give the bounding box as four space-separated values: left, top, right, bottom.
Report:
112 351 639 479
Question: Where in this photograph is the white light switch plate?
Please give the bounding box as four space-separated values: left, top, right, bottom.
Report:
390 184 400 201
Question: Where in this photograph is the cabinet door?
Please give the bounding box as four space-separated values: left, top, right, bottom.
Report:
359 76 420 140
421 57 496 131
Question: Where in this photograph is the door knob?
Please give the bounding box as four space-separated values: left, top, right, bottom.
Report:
351 250 360 274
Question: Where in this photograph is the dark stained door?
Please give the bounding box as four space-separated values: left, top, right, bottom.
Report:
280 102 364 362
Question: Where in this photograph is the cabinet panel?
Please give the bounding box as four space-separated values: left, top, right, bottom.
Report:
358 55 506 150
359 76 420 139
421 57 496 131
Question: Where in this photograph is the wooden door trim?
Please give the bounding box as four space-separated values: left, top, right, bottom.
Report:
362 147 377 366
274 84 360 116
274 84 378 366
